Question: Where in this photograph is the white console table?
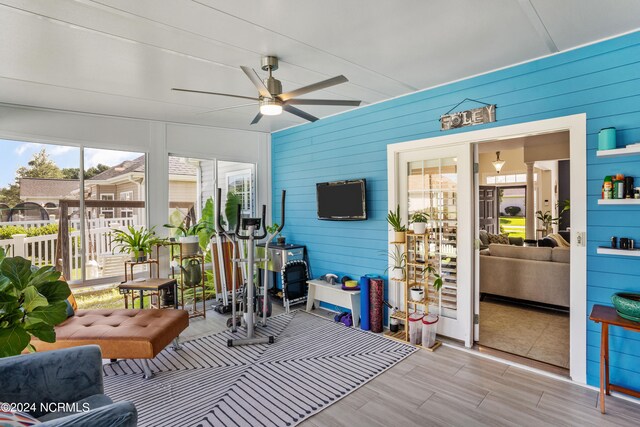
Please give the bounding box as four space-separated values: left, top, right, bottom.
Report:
306 279 361 327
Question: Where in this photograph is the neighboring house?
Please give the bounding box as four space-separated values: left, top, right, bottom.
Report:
18 156 199 220
19 178 80 214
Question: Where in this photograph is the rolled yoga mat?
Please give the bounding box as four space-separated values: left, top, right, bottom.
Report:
369 278 384 333
360 276 370 330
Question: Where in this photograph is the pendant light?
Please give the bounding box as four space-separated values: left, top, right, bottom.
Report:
492 151 505 173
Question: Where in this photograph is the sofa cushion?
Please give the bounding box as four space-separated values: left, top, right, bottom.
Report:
488 243 553 261
479 230 490 246
552 247 570 263
508 236 524 246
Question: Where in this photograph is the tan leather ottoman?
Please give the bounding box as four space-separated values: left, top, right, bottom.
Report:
33 309 189 378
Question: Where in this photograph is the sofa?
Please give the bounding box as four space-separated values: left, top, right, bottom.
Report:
0 345 137 426
480 243 570 307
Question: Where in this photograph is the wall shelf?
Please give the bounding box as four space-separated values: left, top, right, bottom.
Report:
597 199 640 205
596 144 640 158
597 247 640 257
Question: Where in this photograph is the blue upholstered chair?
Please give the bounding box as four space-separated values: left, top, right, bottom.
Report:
0 345 137 426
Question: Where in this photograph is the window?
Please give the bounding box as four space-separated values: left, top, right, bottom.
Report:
485 173 537 185
226 168 253 216
119 191 134 217
100 194 114 218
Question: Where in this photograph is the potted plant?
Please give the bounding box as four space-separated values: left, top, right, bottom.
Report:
112 225 159 261
0 251 72 357
387 205 407 242
385 245 406 280
410 210 430 235
266 223 286 245
535 210 560 236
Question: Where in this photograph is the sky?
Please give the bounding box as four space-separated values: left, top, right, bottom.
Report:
0 139 143 187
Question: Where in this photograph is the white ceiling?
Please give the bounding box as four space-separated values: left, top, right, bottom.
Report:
1 0 640 133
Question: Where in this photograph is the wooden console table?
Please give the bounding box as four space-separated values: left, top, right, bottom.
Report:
306 279 360 327
589 304 640 413
119 278 178 309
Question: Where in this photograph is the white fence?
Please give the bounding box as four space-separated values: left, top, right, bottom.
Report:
0 216 141 282
0 216 138 230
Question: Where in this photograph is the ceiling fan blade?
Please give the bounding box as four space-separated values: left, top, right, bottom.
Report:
285 99 361 107
278 75 349 101
172 88 258 101
196 103 256 116
240 66 272 98
283 105 318 122
250 112 263 125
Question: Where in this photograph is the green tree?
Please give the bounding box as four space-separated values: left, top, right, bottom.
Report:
0 184 20 206
61 164 109 180
16 148 64 179
61 168 80 179
0 148 66 206
84 164 110 179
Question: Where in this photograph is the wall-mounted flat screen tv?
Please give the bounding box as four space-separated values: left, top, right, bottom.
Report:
316 179 367 220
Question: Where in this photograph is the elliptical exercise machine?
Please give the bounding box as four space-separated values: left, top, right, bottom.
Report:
226 190 286 347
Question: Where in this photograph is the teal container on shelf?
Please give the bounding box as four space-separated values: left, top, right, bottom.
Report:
598 127 616 150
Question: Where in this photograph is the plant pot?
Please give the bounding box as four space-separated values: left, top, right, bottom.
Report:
390 267 405 281
409 287 424 301
413 222 427 235
394 231 406 243
277 236 286 245
179 236 200 256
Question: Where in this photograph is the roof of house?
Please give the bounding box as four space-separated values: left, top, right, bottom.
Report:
89 155 197 181
19 178 80 198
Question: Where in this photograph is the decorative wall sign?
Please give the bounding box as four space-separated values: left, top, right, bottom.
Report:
440 99 496 131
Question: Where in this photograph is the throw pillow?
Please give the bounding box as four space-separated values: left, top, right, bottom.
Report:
0 411 41 426
487 233 509 244
64 299 75 318
478 230 489 246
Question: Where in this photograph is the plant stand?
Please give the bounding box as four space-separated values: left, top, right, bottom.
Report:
175 251 207 319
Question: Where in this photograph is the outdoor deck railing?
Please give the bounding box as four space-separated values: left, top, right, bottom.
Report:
0 215 140 282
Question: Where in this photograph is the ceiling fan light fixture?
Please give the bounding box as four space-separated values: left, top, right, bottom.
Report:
259 98 283 116
492 151 505 173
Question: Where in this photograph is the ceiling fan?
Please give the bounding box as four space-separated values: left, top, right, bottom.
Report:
172 56 361 124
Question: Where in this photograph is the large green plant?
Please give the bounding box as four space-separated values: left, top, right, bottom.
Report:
0 251 72 357
112 225 160 256
387 205 406 232
225 191 242 231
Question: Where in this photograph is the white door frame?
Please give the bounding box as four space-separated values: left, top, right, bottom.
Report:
388 113 587 384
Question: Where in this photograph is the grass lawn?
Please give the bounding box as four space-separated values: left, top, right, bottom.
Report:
74 287 155 310
500 216 526 239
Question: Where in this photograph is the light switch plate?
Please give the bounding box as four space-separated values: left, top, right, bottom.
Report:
576 231 586 247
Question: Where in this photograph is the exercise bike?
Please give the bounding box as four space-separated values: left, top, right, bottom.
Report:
226 190 286 347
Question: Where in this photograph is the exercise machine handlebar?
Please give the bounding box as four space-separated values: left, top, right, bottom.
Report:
276 190 286 234
234 204 267 240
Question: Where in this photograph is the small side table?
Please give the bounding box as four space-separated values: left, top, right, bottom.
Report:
124 258 159 282
119 278 178 309
589 304 640 413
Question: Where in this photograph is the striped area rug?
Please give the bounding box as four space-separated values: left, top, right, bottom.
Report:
103 311 416 427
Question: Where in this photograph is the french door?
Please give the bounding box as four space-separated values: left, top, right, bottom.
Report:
397 144 473 346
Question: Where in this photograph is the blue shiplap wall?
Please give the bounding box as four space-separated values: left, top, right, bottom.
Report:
272 31 640 389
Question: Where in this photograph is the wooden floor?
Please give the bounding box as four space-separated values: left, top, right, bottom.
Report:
182 304 640 427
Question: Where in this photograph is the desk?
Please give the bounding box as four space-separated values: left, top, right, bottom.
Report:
119 278 178 309
589 304 640 413
306 279 360 327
